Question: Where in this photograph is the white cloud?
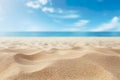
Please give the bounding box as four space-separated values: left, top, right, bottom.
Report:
49 13 80 19
61 14 80 19
39 0 48 5
26 0 80 17
74 20 89 27
26 0 55 13
26 0 50 9
91 16 120 31
62 20 89 31
56 10 80 19
42 7 54 13
26 1 41 9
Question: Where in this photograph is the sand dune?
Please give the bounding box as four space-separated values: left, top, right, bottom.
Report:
0 37 120 80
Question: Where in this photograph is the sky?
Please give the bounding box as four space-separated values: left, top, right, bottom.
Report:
0 0 120 32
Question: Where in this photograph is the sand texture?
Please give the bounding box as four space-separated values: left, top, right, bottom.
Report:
0 37 120 80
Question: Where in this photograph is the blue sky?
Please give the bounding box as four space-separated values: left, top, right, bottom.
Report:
0 0 120 32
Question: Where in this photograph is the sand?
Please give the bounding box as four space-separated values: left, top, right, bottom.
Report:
0 37 120 80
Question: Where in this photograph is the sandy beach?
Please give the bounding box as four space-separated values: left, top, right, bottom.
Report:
0 37 120 80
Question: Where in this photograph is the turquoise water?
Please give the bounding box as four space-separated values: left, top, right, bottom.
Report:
0 32 120 37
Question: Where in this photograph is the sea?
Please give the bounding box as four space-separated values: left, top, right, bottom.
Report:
0 32 120 37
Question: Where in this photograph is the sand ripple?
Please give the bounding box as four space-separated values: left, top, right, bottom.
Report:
0 46 119 80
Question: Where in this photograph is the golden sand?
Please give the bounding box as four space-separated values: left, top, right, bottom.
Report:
0 37 120 80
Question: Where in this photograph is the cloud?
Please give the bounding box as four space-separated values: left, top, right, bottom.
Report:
48 13 80 19
62 19 89 31
39 0 48 5
26 1 41 9
54 10 80 18
91 16 120 31
74 20 89 27
61 14 80 19
26 0 55 13
26 0 80 18
42 7 55 13
26 0 49 9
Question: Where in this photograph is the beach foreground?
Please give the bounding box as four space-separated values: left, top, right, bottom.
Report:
0 37 120 80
